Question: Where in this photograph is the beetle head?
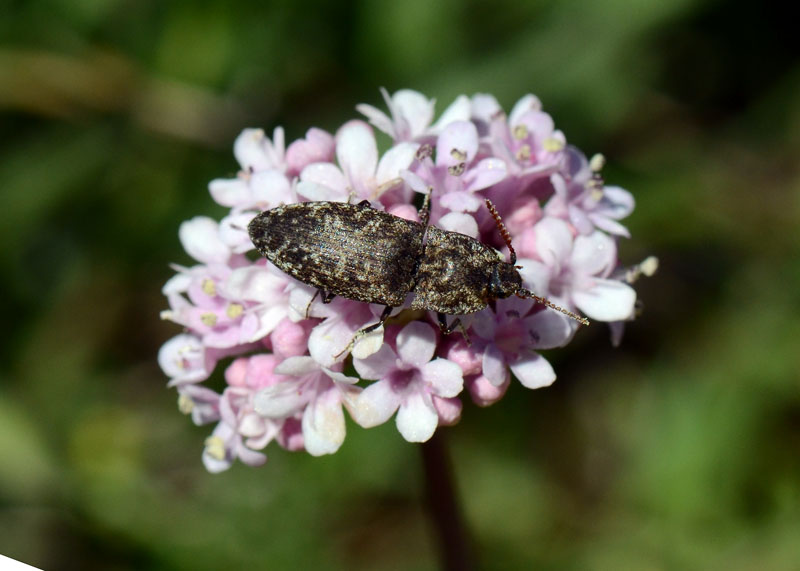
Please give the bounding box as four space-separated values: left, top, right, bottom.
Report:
488 261 523 300
484 198 589 326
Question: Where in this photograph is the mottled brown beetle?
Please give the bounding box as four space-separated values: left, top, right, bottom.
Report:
247 197 587 349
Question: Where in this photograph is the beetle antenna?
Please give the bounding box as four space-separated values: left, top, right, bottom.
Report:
516 288 590 326
485 199 517 265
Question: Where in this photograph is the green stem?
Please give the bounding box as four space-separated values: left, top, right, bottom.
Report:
420 430 475 571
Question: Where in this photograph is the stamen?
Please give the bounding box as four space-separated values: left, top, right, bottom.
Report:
204 436 226 460
226 303 244 319
589 153 606 172
415 144 433 161
450 148 467 161
515 144 532 162
448 163 466 176
625 256 659 283
178 394 194 414
543 137 565 152
202 278 217 296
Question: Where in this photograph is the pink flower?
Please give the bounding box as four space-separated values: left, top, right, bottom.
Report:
472 296 573 390
544 147 635 237
176 384 221 425
158 333 219 385
352 322 464 442
357 88 471 142
160 88 649 472
208 128 294 212
305 297 390 366
254 356 361 456
297 120 419 204
405 120 507 214
520 218 637 322
285 127 335 177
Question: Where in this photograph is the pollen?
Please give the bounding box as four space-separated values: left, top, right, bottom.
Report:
543 137 565 152
448 163 466 176
201 312 218 327
204 435 226 460
515 144 531 162
226 303 244 319
640 256 659 277
512 124 528 140
590 153 606 172
178 394 194 414
202 278 217 296
450 148 467 161
416 144 433 160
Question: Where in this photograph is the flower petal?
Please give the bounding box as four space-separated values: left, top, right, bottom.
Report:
509 353 556 389
356 103 395 137
396 392 438 442
482 344 508 386
517 259 552 296
233 129 271 171
438 212 478 238
396 322 436 367
336 121 378 189
351 380 402 428
436 121 479 166
351 327 386 360
250 169 292 208
573 279 636 322
353 343 397 380
375 142 418 185
254 381 307 418
590 215 630 238
509 94 542 125
533 217 573 268
209 178 248 208
392 89 435 138
421 358 464 397
179 217 229 264
302 389 346 456
223 266 284 302
274 355 318 376
298 162 348 201
470 93 502 125
600 185 635 219
525 310 572 350
571 231 616 277
464 158 507 191
285 128 335 174
431 95 471 133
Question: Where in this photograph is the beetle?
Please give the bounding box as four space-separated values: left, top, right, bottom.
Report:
247 197 587 350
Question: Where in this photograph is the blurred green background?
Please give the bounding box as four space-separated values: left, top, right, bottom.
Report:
1 0 798 569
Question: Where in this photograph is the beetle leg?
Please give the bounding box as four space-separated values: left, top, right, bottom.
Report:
357 305 393 336
304 290 320 318
305 290 336 318
437 313 471 345
334 305 393 359
419 192 431 227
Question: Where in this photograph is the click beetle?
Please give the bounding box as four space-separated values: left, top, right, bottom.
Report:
247 197 587 350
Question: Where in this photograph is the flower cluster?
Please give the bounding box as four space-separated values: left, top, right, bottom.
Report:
159 89 645 472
